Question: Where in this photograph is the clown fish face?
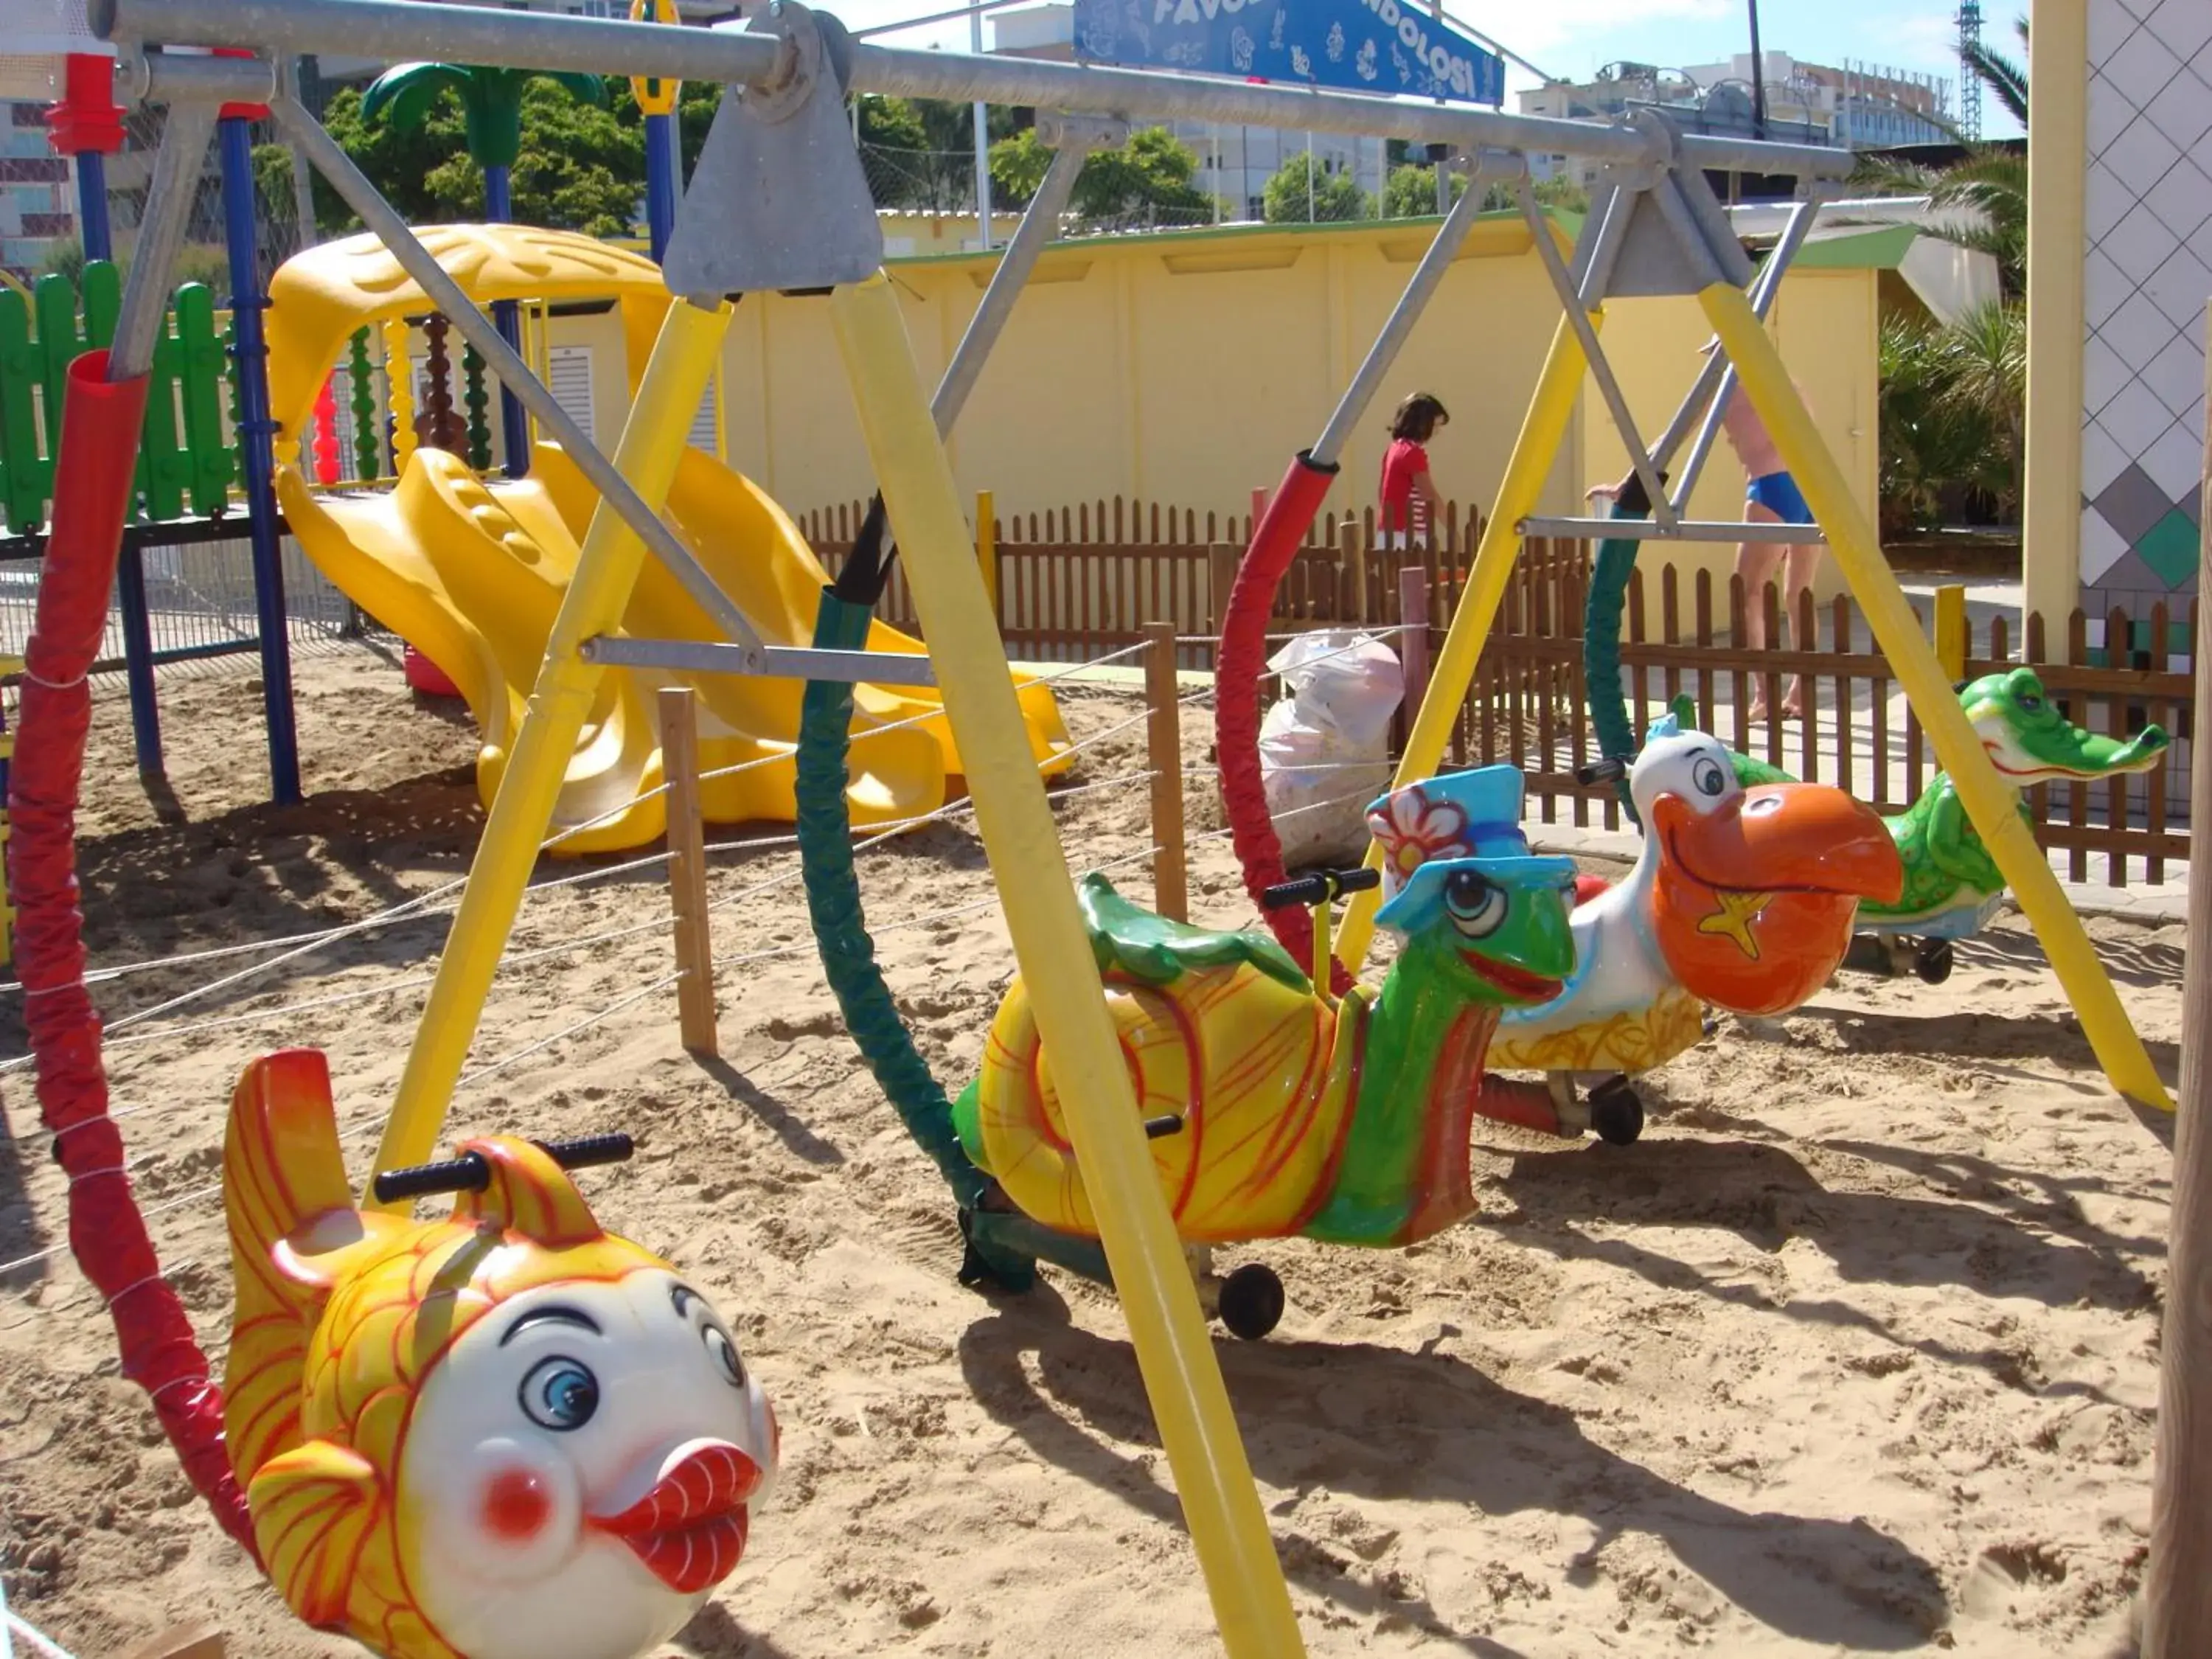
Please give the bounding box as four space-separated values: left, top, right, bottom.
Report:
1635 734 1901 1015
397 1268 779 1659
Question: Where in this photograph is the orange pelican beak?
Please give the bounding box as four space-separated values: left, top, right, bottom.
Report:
1649 784 1902 1015
592 1439 765 1595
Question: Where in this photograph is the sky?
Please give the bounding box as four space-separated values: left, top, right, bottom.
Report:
833 0 2026 140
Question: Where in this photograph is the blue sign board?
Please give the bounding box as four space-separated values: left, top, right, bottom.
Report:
1071 0 1506 108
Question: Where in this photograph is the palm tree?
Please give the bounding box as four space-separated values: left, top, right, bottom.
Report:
1851 16 2028 294
362 63 606 222
1964 17 2029 128
364 64 605 476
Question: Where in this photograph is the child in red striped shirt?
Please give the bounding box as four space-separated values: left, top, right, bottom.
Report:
1379 392 1448 549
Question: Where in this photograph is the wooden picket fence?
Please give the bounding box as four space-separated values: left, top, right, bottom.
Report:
803 491 2189 890
801 495 1494 667
1461 552 2192 890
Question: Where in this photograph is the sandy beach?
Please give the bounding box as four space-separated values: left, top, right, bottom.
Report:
0 642 2177 1658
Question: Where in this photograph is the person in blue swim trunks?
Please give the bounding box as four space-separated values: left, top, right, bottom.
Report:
1706 336 1826 720
1587 341 1829 719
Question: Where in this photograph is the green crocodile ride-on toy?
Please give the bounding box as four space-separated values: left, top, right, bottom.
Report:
1683 671 2168 985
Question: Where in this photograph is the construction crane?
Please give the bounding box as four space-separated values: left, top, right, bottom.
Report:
1956 0 1983 139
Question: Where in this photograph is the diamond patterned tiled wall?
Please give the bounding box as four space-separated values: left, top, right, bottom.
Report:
2080 0 2212 614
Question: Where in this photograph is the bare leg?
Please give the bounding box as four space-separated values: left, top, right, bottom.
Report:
1736 505 1785 719
1778 541 1824 717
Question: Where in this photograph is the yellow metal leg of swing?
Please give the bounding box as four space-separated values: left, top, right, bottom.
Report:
829 272 1306 1659
372 296 737 1202
1334 310 1595 975
1700 279 2172 1112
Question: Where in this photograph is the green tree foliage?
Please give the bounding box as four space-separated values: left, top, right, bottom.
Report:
1964 15 2030 126
317 79 644 239
987 127 1054 204
34 237 229 289
1262 153 1371 223
1377 167 1583 220
1381 163 1465 218
1877 302 2025 532
1477 175 1590 214
1853 15 2027 293
1853 147 2025 296
858 94 1025 213
361 63 605 170
989 125 1213 227
1070 128 1212 225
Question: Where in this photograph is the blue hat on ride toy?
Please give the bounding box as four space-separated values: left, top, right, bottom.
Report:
1366 765 1576 933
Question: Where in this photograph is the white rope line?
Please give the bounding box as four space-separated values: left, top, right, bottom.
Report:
692 638 1156 787
0 846 678 1001
0 814 1204 1293
0 1179 227 1280
9 757 1166 1100
1194 759 1397 776
0 644 1164 1001
457 975 677 1089
1172 623 1419 649
11 908 714 1121
453 830 1176 1091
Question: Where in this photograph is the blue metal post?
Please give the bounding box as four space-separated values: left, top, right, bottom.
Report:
645 113 678 265
114 537 163 776
74 150 111 262
219 115 302 805
482 161 530 478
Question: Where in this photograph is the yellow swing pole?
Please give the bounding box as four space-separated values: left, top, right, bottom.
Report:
829 272 1306 1659
1700 279 2171 1111
371 296 736 1200
1332 310 1594 974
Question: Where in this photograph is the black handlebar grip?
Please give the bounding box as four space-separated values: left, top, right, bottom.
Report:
1262 874 1330 911
371 1134 638 1205
1332 867 1382 894
372 1151 491 1205
537 1133 635 1170
1576 757 1629 787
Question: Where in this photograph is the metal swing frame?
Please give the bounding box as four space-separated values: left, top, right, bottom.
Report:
69 11 2164 1659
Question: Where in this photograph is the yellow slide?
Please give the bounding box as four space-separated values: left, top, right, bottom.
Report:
277 445 1072 855
262 223 1070 855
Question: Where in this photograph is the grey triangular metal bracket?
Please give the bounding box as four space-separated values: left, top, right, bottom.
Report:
661 1 884 300
1593 114 1757 299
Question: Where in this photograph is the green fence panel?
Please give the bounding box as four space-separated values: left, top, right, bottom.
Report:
175 285 232 516
80 260 120 351
0 291 34 532
139 310 188 524
29 274 82 519
33 274 81 462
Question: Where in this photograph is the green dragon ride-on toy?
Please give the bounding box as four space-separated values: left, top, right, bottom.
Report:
1581 492 2169 986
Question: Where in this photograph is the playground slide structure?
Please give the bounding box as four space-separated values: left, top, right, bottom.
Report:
264 225 1071 855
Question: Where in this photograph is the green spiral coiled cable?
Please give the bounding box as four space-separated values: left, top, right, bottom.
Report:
793 501 1109 1294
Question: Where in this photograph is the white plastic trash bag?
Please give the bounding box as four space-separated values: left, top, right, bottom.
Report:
1257 630 1405 869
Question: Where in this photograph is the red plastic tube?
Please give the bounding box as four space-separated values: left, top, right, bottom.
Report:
1214 451 1354 995
11 352 257 1556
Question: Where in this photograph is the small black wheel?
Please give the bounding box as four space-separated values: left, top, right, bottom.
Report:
1915 939 1954 985
1589 1079 1644 1147
1217 1262 1285 1341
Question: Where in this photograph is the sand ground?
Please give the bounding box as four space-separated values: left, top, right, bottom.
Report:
0 642 2180 1658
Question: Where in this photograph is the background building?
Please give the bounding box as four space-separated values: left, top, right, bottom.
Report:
994 3 1388 223
1517 52 1953 189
